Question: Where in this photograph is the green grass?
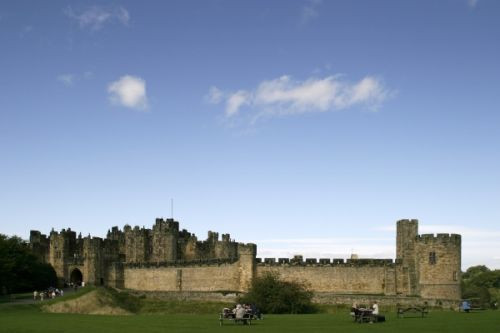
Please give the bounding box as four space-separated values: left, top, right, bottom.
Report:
0 292 33 303
138 298 233 314
0 303 499 333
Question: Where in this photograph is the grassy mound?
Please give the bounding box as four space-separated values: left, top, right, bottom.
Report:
41 287 231 315
42 288 134 315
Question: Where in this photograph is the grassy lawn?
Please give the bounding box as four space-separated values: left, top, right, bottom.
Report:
0 304 499 333
0 292 33 304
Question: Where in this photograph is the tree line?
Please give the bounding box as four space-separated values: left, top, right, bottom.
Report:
0 234 57 294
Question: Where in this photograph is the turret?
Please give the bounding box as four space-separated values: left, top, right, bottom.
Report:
124 226 150 263
237 243 257 291
396 219 419 295
151 218 178 262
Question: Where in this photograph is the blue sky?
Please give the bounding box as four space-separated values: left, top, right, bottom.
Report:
1 0 499 269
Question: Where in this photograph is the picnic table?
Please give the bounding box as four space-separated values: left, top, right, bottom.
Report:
219 308 260 326
353 308 375 323
397 306 428 318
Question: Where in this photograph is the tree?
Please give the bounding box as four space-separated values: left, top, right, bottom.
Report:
462 265 490 281
461 265 500 309
238 272 316 314
0 234 57 294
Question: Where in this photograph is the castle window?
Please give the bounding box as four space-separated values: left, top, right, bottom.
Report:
429 252 437 265
453 271 458 281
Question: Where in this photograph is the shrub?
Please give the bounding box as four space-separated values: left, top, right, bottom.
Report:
238 272 316 314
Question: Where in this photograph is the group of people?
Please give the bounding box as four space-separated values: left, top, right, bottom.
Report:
222 303 261 324
351 301 385 323
33 287 63 301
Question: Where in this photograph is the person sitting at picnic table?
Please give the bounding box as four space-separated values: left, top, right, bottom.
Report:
235 304 248 324
250 303 262 319
371 301 386 323
350 302 358 316
461 300 471 313
372 301 379 316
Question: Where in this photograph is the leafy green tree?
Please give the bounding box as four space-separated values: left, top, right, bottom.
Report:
238 272 316 314
462 265 490 281
461 265 500 309
0 234 57 294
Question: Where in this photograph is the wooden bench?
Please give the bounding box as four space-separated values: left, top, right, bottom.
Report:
397 306 428 318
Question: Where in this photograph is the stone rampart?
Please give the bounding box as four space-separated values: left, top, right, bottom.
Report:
124 261 241 292
256 264 390 294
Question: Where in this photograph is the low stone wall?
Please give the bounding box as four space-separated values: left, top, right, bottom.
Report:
313 293 460 310
125 290 459 310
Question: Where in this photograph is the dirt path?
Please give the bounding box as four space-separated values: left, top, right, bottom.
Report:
0 288 76 307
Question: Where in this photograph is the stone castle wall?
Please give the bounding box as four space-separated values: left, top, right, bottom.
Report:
29 218 462 304
124 263 241 292
255 261 390 294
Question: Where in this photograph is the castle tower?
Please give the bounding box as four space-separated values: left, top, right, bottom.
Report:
416 233 461 300
237 243 257 291
48 229 77 283
396 219 419 295
124 226 150 263
82 237 104 285
151 218 178 262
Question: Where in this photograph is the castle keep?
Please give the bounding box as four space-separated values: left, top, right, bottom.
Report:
30 218 461 304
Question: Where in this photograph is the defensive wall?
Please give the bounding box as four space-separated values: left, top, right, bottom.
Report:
29 218 462 305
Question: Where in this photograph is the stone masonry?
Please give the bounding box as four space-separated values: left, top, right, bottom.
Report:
29 218 461 303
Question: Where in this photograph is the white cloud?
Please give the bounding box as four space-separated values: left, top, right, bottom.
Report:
205 86 223 104
226 90 251 116
108 75 148 110
300 0 322 25
56 71 94 86
65 5 129 31
57 74 74 86
208 74 392 120
468 0 479 8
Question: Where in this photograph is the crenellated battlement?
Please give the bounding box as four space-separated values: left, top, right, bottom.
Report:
153 218 179 233
256 257 395 267
417 233 461 245
397 218 419 225
237 242 257 256
124 257 239 269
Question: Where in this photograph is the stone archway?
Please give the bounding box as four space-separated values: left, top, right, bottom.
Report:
70 268 83 286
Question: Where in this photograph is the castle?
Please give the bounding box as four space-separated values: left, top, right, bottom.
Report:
29 218 461 305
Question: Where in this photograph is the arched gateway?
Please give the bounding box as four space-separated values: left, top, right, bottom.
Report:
70 268 83 286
